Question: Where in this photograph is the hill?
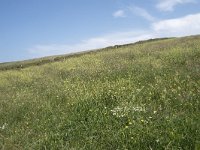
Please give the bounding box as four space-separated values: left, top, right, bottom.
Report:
0 35 200 149
0 37 171 71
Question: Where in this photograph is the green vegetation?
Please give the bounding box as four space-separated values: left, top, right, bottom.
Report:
0 35 200 149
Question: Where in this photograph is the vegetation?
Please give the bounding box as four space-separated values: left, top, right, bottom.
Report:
0 35 200 149
0 38 171 71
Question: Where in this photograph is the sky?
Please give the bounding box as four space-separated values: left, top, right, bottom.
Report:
0 0 200 62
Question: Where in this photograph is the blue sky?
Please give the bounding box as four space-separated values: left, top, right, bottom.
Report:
0 0 200 62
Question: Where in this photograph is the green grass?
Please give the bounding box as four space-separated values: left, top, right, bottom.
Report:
0 35 200 149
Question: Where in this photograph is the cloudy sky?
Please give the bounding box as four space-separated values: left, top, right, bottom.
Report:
0 0 200 62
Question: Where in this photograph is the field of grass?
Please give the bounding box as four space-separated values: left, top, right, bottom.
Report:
0 35 200 149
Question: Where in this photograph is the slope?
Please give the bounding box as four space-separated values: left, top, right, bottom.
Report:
0 35 200 149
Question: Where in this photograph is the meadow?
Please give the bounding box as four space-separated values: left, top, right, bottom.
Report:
0 35 200 149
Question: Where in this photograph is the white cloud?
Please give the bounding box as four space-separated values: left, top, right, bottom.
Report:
29 13 200 58
129 6 155 21
152 13 200 37
29 31 155 58
156 0 196 11
113 6 155 21
113 10 126 18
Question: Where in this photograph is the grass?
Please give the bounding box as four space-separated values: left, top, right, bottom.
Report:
0 35 200 149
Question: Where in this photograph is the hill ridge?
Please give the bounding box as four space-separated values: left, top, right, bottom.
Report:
0 37 173 71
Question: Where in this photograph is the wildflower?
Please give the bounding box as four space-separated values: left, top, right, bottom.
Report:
132 106 145 112
0 123 8 130
111 105 146 118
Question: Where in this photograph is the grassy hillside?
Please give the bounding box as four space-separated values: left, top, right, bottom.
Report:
0 35 200 149
0 38 171 71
